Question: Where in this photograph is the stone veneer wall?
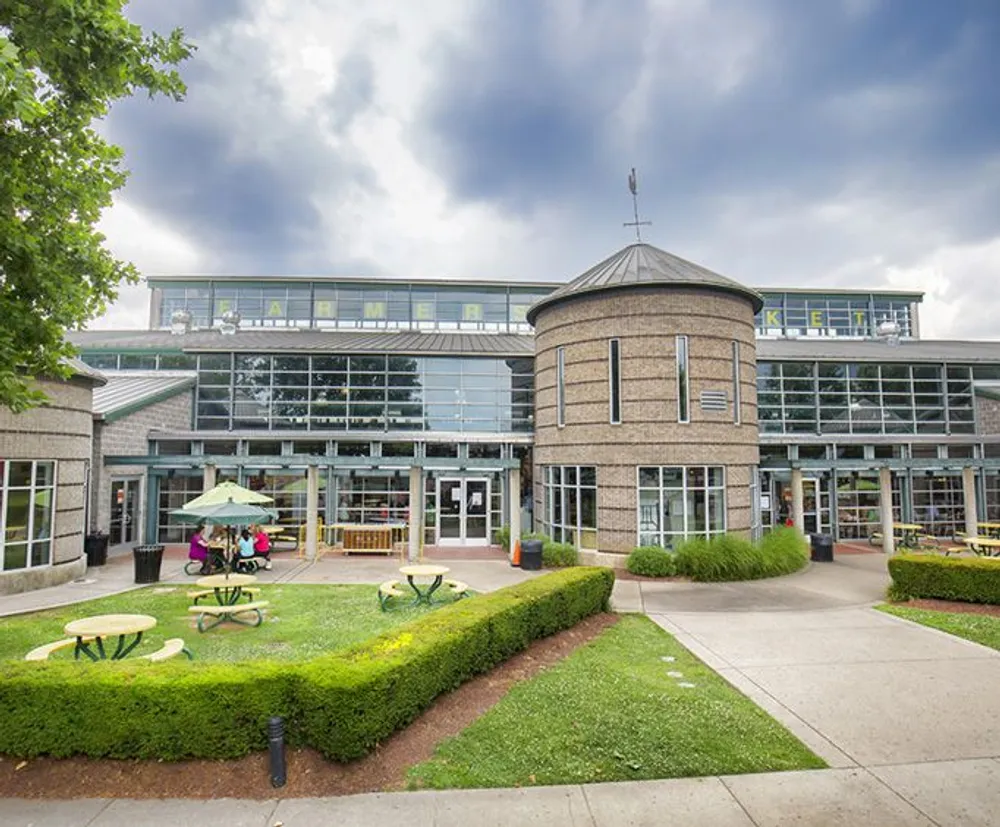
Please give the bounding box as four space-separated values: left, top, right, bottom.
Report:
91 390 193 542
976 395 1000 436
0 378 93 594
532 287 759 564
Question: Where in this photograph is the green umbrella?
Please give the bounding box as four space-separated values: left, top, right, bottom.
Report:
171 499 274 579
171 499 275 524
182 481 273 510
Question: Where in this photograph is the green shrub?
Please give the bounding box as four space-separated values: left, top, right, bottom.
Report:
758 527 811 576
494 525 510 549
887 554 1000 604
626 546 676 577
542 541 578 568
674 529 808 582
0 568 614 762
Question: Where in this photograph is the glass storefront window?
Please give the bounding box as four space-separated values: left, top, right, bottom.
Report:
637 465 726 548
540 465 597 548
1 460 57 571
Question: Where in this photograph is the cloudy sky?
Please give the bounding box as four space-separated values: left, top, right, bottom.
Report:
94 0 1000 339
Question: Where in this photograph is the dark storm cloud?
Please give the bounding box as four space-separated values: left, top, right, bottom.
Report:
416 0 650 211
108 4 378 273
125 0 249 34
420 0 1000 252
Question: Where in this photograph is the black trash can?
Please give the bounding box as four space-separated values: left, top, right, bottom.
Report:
133 544 165 584
520 539 543 571
810 534 834 563
84 533 109 567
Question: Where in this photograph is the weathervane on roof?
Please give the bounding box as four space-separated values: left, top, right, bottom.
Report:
623 167 652 242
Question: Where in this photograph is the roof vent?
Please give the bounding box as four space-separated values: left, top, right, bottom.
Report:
219 309 241 336
170 308 192 335
875 319 901 346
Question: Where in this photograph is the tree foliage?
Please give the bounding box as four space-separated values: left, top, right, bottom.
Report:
0 0 192 411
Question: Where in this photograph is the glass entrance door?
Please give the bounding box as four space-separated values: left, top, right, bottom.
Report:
109 479 141 546
772 476 829 534
436 477 490 545
802 478 825 535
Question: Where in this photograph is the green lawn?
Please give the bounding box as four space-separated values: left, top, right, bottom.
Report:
406 614 825 789
877 604 1000 651
0 583 461 663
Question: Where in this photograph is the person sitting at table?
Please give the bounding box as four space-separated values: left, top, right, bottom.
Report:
237 528 255 560
251 524 272 570
189 523 211 574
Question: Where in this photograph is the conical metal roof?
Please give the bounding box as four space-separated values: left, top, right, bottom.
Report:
526 242 764 324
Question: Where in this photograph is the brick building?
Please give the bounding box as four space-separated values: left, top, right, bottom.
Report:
11 238 988 573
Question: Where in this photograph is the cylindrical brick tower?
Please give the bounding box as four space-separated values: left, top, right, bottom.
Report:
527 242 763 567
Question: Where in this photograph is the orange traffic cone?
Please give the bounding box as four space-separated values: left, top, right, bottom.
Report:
511 539 521 567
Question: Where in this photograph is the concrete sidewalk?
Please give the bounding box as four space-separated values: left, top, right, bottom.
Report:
4 552 1000 824
4 761 999 826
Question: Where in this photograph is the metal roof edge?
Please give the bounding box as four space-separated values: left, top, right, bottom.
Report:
95 379 195 424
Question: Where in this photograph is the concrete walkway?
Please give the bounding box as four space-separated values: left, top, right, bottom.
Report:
3 552 1000 825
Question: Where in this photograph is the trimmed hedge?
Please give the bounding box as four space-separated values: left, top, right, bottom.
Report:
626 546 676 577
674 528 809 582
0 567 613 761
887 554 1000 605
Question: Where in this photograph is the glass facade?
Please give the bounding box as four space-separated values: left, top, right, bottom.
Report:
755 293 916 338
1 460 56 571
638 466 726 548
758 362 975 435
193 354 533 433
152 280 552 334
539 466 597 548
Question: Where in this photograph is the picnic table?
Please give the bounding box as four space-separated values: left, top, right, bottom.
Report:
962 536 1000 557
64 613 157 661
893 523 924 548
398 564 450 606
195 573 257 605
190 573 267 632
976 522 1000 539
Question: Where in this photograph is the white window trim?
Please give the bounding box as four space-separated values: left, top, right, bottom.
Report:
609 338 622 425
0 459 58 572
635 464 727 548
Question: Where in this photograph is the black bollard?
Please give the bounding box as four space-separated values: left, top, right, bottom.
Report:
268 716 287 788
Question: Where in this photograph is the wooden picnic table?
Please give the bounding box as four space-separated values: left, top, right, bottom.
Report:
962 536 1000 557
398 564 450 606
64 613 157 661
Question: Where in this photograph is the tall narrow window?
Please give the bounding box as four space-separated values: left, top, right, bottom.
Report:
609 339 622 424
676 335 689 423
732 340 742 424
556 346 566 427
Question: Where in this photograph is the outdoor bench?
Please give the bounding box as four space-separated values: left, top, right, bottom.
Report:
188 600 269 632
378 580 406 611
444 579 469 598
187 587 258 605
141 637 194 661
25 636 94 661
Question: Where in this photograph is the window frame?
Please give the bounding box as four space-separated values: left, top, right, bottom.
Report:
609 339 622 425
676 335 690 424
556 346 566 428
1 459 57 572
